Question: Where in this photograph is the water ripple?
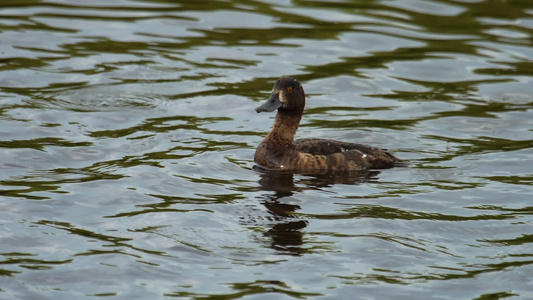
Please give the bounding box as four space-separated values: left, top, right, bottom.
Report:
1 0 532 299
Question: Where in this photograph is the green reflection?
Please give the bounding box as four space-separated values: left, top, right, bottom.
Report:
305 204 517 222
1 166 124 200
0 138 91 151
89 115 232 138
166 279 322 298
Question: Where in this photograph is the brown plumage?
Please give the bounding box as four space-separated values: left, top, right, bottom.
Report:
254 77 401 172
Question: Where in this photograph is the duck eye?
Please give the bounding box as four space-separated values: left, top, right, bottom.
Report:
287 87 293 93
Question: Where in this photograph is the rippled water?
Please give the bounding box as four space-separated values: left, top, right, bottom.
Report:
1 0 532 299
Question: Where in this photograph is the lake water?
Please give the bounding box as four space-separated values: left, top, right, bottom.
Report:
1 0 532 299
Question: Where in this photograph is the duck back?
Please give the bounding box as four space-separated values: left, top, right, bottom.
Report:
294 138 400 169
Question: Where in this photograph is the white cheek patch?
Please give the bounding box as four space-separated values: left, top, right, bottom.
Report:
279 92 287 103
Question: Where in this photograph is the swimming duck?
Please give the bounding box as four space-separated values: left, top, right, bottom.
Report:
254 77 401 172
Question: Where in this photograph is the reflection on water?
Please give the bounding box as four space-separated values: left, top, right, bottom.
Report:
1 0 532 298
256 169 384 256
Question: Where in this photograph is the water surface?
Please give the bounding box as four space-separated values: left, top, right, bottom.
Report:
1 0 532 299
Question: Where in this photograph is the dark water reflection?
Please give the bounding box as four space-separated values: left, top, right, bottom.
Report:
256 169 384 256
1 0 533 299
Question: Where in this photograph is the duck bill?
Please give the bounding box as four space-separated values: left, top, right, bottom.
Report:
256 92 282 113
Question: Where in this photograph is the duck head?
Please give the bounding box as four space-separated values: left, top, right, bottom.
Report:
256 77 305 114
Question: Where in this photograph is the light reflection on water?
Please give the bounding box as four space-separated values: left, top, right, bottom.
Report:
1 0 532 298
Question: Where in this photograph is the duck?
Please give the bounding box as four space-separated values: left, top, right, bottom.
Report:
254 76 401 172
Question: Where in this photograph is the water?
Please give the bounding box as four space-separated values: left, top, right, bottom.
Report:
1 0 532 299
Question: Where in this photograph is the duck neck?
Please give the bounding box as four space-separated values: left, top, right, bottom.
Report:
265 110 302 146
